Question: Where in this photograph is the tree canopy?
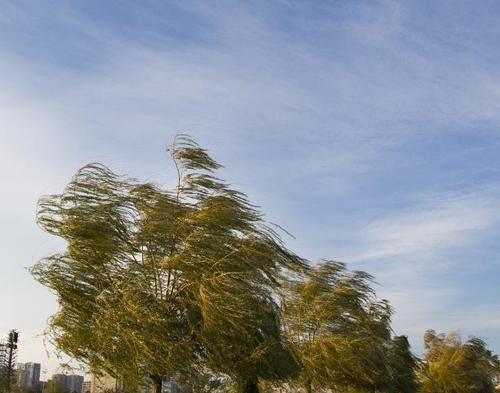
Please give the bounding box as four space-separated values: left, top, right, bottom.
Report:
386 335 420 393
282 261 397 393
32 136 305 393
420 330 500 393
31 136 499 393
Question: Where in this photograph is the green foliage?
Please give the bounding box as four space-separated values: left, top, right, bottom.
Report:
0 383 23 393
44 381 68 393
386 335 420 393
32 136 305 392
282 261 393 393
420 330 500 393
18 386 44 393
0 374 7 393
174 367 230 393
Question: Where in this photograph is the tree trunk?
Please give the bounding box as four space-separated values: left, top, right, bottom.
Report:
238 378 260 393
305 379 312 393
151 375 162 393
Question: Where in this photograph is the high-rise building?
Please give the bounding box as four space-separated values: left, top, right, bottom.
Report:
81 381 91 393
52 374 84 393
67 375 84 393
51 374 66 389
16 362 41 388
16 364 25 387
90 373 122 393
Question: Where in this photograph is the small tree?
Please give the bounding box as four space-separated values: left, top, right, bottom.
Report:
44 381 68 393
32 136 305 393
282 261 393 393
420 330 500 393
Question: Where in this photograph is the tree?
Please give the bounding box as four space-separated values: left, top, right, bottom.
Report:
282 261 393 393
32 136 305 393
0 330 19 393
420 330 500 393
44 381 68 393
386 335 419 393
174 366 230 393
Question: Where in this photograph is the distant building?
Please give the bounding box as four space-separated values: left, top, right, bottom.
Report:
51 374 68 391
90 373 122 393
161 375 185 393
52 374 84 393
0 344 7 373
81 381 91 393
89 373 185 393
15 364 24 386
16 363 41 388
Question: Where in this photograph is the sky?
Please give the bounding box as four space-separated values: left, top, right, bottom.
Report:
2 0 500 377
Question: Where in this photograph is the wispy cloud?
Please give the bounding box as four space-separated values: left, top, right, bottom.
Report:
336 188 500 351
347 190 500 262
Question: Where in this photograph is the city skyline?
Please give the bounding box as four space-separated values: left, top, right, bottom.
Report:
16 361 87 389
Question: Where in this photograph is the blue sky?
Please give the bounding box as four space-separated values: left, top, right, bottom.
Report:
2 0 500 375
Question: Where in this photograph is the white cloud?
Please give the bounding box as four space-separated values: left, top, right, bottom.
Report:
388 298 500 354
347 191 500 262
334 190 500 352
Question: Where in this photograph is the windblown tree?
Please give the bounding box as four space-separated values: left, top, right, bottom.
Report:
173 366 230 393
386 335 419 393
420 330 500 393
282 261 394 393
32 136 306 393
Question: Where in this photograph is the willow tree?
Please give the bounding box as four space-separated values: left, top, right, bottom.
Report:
386 335 419 393
420 330 500 393
32 136 305 393
282 261 393 393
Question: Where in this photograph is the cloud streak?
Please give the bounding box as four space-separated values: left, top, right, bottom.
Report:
347 190 500 262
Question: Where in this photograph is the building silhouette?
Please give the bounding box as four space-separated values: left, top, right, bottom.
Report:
52 374 84 393
90 373 123 393
81 381 91 393
16 363 41 389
